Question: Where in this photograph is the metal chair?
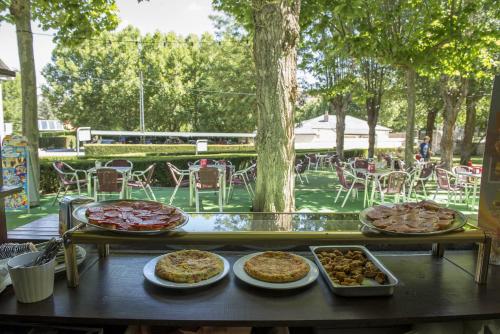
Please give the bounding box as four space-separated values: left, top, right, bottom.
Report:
194 167 223 212
94 168 126 201
407 164 434 199
305 154 319 171
295 160 309 185
105 159 133 168
128 164 156 200
433 168 464 205
334 165 365 208
227 164 256 202
373 171 409 204
353 159 369 178
52 161 88 205
166 162 190 205
190 159 218 167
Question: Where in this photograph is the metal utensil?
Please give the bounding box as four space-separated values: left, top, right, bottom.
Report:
32 238 63 266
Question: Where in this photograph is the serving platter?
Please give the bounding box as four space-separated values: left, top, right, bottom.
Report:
310 245 398 297
143 253 230 289
359 203 467 236
232 252 319 290
72 199 189 235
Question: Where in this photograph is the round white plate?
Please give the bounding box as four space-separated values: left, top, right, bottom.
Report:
143 253 230 289
233 252 319 290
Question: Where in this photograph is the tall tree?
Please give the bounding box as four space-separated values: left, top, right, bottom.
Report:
439 75 468 169
299 1 358 160
251 0 300 212
416 76 443 143
359 58 386 158
460 78 479 165
214 0 301 212
43 27 256 133
323 0 448 166
431 0 499 169
1 0 119 204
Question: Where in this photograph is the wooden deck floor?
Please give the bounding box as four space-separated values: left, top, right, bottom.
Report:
7 214 59 241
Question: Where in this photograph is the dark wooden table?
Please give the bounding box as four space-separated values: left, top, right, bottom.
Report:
0 250 499 329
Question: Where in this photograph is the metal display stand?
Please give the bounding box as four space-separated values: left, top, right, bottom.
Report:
62 208 491 288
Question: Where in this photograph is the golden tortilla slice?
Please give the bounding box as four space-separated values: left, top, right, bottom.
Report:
155 250 224 283
244 251 310 283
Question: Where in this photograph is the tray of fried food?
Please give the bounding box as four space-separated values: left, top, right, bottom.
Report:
359 200 466 235
310 245 398 297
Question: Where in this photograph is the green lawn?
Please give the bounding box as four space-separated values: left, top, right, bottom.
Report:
6 168 480 231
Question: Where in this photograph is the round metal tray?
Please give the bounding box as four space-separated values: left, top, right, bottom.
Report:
359 204 467 236
72 199 189 235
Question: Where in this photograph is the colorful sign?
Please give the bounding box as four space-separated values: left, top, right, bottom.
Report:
478 75 500 265
1 135 30 210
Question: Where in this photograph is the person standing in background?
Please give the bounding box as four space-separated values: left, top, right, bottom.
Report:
419 136 432 161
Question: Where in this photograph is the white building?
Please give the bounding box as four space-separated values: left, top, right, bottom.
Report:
294 114 405 150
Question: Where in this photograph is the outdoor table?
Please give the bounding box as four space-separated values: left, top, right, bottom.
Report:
455 170 482 209
316 154 329 169
358 168 393 207
188 164 227 207
86 166 132 199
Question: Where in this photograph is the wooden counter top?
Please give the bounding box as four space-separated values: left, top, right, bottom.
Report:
0 250 499 328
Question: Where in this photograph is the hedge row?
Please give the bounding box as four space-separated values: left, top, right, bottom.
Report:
40 148 396 194
39 135 76 149
84 144 256 157
40 153 257 194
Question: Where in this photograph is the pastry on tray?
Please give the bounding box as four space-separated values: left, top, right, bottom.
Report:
243 251 310 283
315 249 388 286
155 250 224 283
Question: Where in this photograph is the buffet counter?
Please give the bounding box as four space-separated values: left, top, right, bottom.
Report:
61 212 492 286
0 250 499 329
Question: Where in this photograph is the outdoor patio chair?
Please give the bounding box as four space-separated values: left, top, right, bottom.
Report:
93 168 126 201
105 159 133 168
334 165 365 208
166 162 190 205
433 168 464 206
295 160 309 185
190 159 218 167
393 159 405 171
52 161 88 205
194 167 223 212
452 165 474 186
373 171 409 204
227 164 256 202
216 160 234 182
353 159 369 178
128 163 156 201
324 154 339 170
305 154 319 171
407 164 434 199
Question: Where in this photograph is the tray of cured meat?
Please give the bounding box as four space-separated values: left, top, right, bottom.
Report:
359 200 467 236
72 200 189 234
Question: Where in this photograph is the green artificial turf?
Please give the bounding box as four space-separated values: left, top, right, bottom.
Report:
6 168 480 231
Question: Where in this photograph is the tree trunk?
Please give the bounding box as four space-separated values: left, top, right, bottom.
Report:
10 0 40 205
404 67 416 167
460 78 478 165
251 0 300 212
439 75 468 170
367 98 378 159
330 94 350 161
425 108 438 143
